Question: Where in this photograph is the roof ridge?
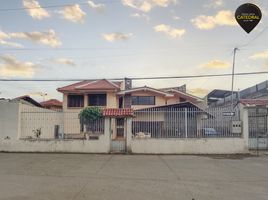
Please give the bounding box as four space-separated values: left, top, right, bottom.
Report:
117 86 174 97
57 80 90 91
75 80 97 88
165 89 203 101
105 79 120 88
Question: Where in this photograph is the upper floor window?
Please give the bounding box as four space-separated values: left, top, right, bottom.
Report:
68 95 84 108
88 94 107 106
132 96 155 105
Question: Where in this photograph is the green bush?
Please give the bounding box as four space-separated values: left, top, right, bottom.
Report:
79 107 102 133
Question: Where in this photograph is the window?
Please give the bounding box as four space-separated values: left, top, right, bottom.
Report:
119 97 123 108
132 96 155 105
67 95 84 108
88 94 107 106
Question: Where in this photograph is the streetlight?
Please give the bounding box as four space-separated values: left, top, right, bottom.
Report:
40 93 47 101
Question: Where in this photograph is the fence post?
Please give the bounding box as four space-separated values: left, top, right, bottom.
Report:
104 117 111 153
17 102 22 139
240 106 249 151
185 108 188 138
126 117 132 153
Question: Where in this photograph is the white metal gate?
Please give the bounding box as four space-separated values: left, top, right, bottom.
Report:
248 108 268 150
110 139 126 153
110 118 126 153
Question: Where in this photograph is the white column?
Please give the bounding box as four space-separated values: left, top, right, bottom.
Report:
104 118 111 153
240 105 249 151
17 102 22 139
126 118 132 153
185 108 188 138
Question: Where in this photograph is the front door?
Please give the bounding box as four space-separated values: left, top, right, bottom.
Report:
110 118 126 153
116 118 125 138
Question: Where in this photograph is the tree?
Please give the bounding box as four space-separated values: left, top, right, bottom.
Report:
79 107 102 133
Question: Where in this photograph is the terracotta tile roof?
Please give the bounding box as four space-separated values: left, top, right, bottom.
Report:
40 99 62 107
102 108 134 117
239 99 268 106
57 79 122 93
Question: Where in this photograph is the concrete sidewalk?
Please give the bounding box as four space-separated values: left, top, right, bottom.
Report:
0 153 267 200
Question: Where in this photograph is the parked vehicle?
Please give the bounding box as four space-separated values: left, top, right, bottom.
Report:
201 128 218 137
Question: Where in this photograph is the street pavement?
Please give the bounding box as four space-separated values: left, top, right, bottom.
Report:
0 153 267 200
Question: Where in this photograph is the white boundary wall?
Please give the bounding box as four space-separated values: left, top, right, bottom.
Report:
129 107 249 154
0 101 250 154
0 100 20 140
0 116 111 153
0 134 110 153
20 104 63 139
130 138 248 154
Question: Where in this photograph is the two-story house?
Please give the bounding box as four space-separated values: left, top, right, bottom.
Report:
57 78 203 138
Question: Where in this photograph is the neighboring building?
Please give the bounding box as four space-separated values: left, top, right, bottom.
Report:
206 89 235 106
13 95 43 108
238 99 268 107
40 99 63 110
207 80 268 107
57 78 203 138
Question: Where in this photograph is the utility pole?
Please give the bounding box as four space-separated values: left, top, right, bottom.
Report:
231 47 238 111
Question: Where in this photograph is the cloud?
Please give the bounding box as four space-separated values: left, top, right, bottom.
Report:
0 31 9 40
122 0 177 13
201 60 230 69
191 10 236 30
154 24 186 38
0 40 23 48
249 51 268 60
88 0 105 12
10 29 61 48
59 4 86 23
23 0 50 20
0 31 23 48
173 16 180 20
102 32 133 42
204 0 224 8
188 87 209 97
0 55 37 77
130 13 149 21
53 58 75 66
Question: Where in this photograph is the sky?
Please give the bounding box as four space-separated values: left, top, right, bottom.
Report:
0 0 268 101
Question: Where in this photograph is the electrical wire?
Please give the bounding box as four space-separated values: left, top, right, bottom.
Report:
0 71 267 81
0 0 120 12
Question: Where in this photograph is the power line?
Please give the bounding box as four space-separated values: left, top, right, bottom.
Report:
0 45 234 51
0 0 120 12
238 25 268 48
0 71 267 82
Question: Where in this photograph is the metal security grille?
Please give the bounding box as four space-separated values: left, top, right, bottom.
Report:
133 107 241 139
110 139 126 153
248 107 268 150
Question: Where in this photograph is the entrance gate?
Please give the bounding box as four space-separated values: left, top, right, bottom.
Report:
102 108 134 154
111 139 126 153
248 108 268 150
